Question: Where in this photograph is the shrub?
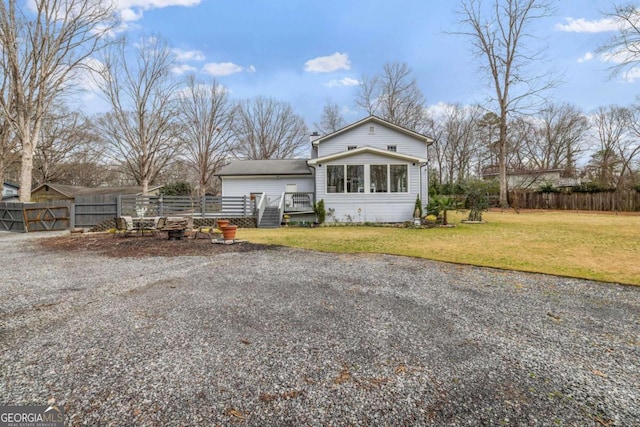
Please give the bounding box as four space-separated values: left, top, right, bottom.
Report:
314 199 326 224
161 181 193 196
463 180 490 222
414 194 423 218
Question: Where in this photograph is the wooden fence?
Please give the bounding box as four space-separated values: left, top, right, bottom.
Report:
0 201 71 232
509 191 640 211
74 195 118 229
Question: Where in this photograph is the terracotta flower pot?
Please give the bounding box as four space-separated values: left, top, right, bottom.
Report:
216 219 230 229
220 225 237 240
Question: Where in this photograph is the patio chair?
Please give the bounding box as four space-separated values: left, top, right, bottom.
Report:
191 223 222 240
154 217 167 237
114 216 134 237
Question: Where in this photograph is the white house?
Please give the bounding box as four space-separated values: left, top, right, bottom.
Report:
216 116 433 225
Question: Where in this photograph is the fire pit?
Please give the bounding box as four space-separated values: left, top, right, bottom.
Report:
167 229 186 240
163 218 190 240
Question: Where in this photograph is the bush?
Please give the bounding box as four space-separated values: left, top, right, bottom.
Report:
314 199 326 224
463 180 490 222
160 181 193 196
414 194 423 218
537 182 559 194
570 182 615 193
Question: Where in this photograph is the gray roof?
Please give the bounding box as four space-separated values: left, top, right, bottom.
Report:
216 159 313 177
31 183 163 197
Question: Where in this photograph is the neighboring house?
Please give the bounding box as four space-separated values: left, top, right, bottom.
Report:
482 167 581 190
217 116 433 225
31 183 164 202
2 182 19 201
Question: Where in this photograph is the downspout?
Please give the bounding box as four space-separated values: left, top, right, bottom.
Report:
308 163 317 214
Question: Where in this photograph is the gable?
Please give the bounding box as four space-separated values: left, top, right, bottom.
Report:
308 146 426 166
313 115 433 145
313 116 432 159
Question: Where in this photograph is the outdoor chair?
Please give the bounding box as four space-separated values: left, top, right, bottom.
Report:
191 224 222 240
154 217 167 237
114 216 134 237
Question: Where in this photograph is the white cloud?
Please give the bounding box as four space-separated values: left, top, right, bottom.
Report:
116 0 202 23
577 52 594 63
120 8 143 22
173 48 205 62
304 52 351 73
555 17 620 33
172 63 198 75
202 62 256 76
324 77 360 87
622 67 640 82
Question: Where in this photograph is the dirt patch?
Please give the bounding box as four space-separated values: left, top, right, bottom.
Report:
37 232 279 258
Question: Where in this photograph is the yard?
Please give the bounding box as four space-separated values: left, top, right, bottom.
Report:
0 230 638 425
242 210 640 286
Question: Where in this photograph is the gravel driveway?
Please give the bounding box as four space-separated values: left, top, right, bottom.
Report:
1 231 638 426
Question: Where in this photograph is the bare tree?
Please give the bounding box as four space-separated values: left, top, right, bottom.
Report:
426 103 483 186
586 105 633 189
0 52 19 188
522 103 589 174
177 75 235 196
92 36 180 194
0 0 115 201
314 100 346 135
458 0 554 207
355 62 426 131
32 105 94 185
232 96 309 160
597 3 640 79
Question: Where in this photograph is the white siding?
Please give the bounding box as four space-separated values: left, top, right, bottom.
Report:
314 152 425 223
221 176 314 197
317 122 427 158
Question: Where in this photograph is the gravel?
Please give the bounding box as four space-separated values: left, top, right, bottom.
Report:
1 230 639 426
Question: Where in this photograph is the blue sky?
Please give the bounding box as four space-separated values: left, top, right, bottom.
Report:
80 0 640 127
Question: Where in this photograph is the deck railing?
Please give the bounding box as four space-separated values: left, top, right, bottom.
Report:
283 192 315 213
118 195 255 218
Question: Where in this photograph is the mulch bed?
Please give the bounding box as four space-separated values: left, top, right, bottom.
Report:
37 232 280 258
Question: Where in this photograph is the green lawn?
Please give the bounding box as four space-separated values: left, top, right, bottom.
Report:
240 210 640 286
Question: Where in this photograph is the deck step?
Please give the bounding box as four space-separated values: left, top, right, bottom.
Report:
259 207 281 228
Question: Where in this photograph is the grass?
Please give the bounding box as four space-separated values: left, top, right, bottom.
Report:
240 210 640 286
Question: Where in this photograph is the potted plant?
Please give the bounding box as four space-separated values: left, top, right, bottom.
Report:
216 219 230 229
220 224 237 241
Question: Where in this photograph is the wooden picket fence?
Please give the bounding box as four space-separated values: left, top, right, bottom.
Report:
509 191 640 212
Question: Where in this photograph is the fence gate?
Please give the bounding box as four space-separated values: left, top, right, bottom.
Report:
0 203 26 231
0 201 70 232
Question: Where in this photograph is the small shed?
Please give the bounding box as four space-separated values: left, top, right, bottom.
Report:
31 183 164 202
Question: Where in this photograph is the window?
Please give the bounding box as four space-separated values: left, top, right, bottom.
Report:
370 165 387 193
390 165 408 192
346 165 364 193
326 165 344 193
347 145 357 150
387 145 397 152
327 164 409 194
368 125 375 134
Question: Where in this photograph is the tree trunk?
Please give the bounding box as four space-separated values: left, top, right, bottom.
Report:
499 116 509 209
142 177 149 196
